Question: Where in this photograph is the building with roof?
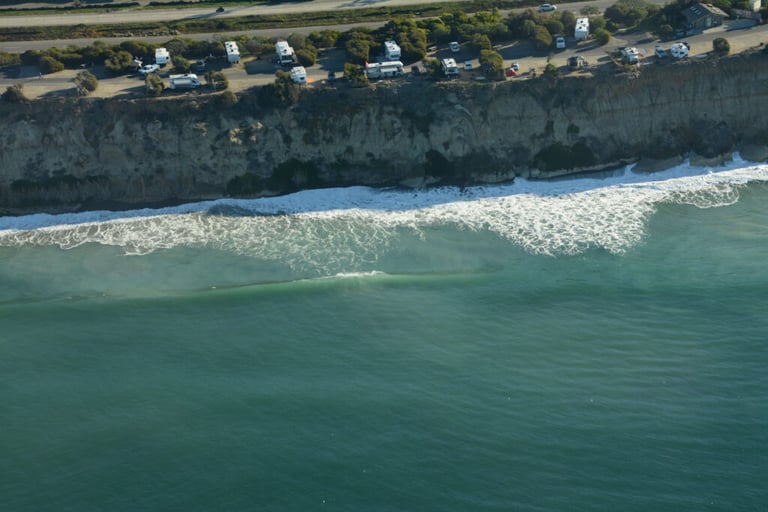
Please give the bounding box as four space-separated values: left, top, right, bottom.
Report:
681 3 727 32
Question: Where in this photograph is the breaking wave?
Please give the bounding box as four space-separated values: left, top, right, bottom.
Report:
1 157 766 266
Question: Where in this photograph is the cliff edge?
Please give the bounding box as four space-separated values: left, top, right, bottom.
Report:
1 51 767 214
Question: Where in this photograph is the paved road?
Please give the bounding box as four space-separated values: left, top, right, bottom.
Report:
0 0 653 28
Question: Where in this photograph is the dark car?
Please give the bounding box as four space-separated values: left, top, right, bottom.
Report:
411 65 421 75
328 71 336 81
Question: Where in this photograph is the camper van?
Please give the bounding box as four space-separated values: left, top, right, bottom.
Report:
169 74 201 90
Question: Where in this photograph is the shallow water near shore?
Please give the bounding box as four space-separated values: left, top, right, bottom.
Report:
1 159 767 511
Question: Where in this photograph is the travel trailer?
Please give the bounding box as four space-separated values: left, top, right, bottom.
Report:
155 47 170 66
225 41 240 64
384 40 401 60
574 18 589 41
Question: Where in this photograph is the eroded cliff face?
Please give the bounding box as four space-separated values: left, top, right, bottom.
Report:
1 51 767 213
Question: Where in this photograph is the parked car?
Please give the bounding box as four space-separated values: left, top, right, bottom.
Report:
538 3 557 12
655 45 667 58
411 65 421 75
555 35 566 49
138 64 160 75
449 41 460 53
328 71 336 81
464 60 473 71
510 62 520 72
194 60 206 72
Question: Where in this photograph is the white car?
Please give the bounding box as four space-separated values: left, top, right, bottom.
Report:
555 36 566 49
464 60 473 70
139 64 160 75
449 41 460 53
538 3 557 12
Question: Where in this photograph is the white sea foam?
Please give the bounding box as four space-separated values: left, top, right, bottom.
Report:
1 157 766 263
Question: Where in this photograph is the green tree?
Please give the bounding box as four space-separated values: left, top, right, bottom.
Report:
479 49 504 80
296 47 318 67
533 25 553 49
545 19 565 36
308 30 340 49
470 33 492 53
343 63 368 87
258 70 300 107
39 55 64 74
104 50 133 75
712 37 730 55
172 55 191 73
593 28 612 45
145 73 164 96
74 70 98 94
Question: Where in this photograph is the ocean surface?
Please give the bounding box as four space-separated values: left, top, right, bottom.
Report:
1 159 766 511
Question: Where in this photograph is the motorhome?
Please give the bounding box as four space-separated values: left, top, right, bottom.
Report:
275 40 296 66
620 47 640 64
155 47 170 66
290 66 307 84
365 61 404 79
670 42 689 59
225 41 240 64
574 18 589 41
441 58 459 77
384 40 401 60
169 74 201 90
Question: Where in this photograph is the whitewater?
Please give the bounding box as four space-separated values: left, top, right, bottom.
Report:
1 157 766 265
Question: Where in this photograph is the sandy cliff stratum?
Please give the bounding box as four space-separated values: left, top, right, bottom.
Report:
1 52 767 214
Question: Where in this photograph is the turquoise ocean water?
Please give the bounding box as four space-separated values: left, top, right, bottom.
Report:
1 160 767 511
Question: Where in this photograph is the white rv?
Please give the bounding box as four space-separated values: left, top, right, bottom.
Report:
365 61 404 79
155 47 170 66
384 40 401 60
575 18 589 41
441 58 459 77
169 74 201 90
225 41 240 64
620 47 640 64
670 42 689 59
275 40 296 66
291 66 307 84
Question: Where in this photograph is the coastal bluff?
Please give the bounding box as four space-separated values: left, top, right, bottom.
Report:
1 51 767 214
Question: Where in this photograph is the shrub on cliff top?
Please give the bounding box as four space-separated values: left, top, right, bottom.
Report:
145 74 164 96
39 55 64 75
2 84 27 103
713 37 730 56
74 70 98 95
